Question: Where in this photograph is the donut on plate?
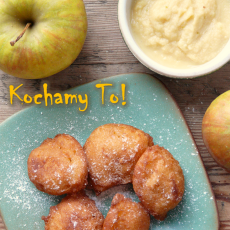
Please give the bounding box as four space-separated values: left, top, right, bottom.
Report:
133 145 184 220
27 134 88 195
42 191 104 230
102 193 150 230
83 124 154 195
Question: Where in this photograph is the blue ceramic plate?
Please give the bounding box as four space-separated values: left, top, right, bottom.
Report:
0 73 218 230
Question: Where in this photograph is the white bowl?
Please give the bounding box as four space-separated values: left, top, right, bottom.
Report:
118 0 230 79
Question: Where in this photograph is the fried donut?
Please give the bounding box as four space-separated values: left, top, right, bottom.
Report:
83 124 154 195
102 193 150 230
27 134 88 195
133 145 184 220
42 192 104 230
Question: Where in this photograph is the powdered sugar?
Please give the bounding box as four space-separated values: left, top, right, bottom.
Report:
0 75 217 230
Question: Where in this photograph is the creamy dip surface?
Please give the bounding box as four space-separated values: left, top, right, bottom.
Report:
131 0 230 68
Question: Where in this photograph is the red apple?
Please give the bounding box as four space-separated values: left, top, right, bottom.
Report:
202 90 230 172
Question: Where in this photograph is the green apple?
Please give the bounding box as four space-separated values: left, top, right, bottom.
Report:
202 90 230 172
0 0 87 79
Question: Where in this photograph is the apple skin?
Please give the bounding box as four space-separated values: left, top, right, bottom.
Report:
202 90 230 172
0 0 87 79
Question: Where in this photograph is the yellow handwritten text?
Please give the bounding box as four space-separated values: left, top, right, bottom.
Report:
9 83 127 110
9 83 88 111
95 83 126 105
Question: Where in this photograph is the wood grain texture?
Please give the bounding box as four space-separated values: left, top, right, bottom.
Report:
1 0 230 229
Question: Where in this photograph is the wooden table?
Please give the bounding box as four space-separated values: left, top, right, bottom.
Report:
0 1 230 229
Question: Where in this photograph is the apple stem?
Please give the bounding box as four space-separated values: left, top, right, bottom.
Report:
10 23 31 46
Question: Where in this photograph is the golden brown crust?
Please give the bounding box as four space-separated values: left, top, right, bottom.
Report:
83 124 154 195
133 145 184 220
42 191 104 230
27 134 88 195
102 193 150 230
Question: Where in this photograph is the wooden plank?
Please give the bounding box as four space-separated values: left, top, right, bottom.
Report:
1 0 230 228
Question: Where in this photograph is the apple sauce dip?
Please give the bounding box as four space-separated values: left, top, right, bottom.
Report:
131 0 230 68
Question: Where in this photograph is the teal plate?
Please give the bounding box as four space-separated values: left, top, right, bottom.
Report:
0 73 218 230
